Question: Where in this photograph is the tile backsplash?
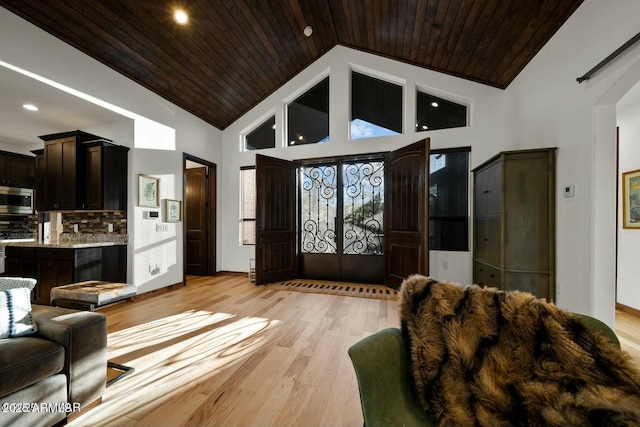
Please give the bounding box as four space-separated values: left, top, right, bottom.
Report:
0 214 37 237
2 212 127 242
62 211 127 234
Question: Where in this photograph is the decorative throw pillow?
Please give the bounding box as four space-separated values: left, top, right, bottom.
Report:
0 287 38 339
0 277 37 291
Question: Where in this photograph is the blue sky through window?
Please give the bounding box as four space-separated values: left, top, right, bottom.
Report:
350 118 400 140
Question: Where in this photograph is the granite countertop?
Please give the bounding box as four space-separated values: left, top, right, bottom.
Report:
3 233 128 248
6 241 127 248
0 239 36 244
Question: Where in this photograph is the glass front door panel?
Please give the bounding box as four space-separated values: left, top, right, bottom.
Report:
301 165 337 254
343 161 384 255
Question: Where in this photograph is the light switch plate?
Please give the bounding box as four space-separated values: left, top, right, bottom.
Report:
563 185 575 198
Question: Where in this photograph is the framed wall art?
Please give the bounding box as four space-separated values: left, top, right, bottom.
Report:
138 174 159 207
166 199 182 222
622 169 640 229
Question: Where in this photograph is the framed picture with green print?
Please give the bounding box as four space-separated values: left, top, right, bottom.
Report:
138 174 159 208
622 169 640 229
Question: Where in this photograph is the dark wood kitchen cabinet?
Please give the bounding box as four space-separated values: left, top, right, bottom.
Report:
32 149 46 211
5 244 127 305
473 148 556 301
4 246 36 282
0 150 35 188
37 130 128 211
36 248 73 305
84 142 129 210
42 136 82 210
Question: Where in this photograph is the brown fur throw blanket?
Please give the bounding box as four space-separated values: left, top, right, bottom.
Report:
399 275 640 427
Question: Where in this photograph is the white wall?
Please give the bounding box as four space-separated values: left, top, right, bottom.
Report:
0 9 223 295
504 0 640 324
220 46 508 284
0 141 36 156
617 86 640 311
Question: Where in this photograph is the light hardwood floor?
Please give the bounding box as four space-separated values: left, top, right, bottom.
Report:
615 308 640 370
67 274 640 427
68 274 396 427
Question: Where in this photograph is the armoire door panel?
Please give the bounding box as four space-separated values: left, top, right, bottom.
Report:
472 148 556 300
504 272 549 298
503 156 551 271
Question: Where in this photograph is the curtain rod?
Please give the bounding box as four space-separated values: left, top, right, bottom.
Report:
577 32 640 83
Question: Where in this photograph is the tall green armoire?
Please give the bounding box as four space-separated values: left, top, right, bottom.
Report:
473 148 556 300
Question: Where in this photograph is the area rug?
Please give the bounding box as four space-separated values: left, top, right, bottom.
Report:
106 361 135 387
264 279 398 300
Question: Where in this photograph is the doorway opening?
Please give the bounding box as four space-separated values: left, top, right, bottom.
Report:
183 154 217 281
299 158 385 283
255 139 430 288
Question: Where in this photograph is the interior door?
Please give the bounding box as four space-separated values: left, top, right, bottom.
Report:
186 166 208 275
384 138 430 289
255 154 298 284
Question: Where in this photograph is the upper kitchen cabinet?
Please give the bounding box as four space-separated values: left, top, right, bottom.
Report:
32 149 45 211
0 150 35 188
37 130 129 211
42 135 82 210
84 142 129 210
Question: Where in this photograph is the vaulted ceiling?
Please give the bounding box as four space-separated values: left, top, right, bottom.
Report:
0 0 583 130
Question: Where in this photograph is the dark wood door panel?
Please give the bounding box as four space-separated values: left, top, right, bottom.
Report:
385 243 422 285
186 238 206 274
258 241 296 282
185 167 208 275
384 139 429 289
255 155 297 285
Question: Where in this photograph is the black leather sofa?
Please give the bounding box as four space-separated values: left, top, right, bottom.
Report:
0 304 107 427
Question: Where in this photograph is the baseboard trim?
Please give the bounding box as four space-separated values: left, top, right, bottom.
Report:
128 282 184 302
216 271 247 277
616 302 640 318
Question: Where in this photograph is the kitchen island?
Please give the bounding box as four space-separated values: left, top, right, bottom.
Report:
5 241 127 305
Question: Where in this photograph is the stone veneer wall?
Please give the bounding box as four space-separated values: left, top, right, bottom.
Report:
62 211 127 234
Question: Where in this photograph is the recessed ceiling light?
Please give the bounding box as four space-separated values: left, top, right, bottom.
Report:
174 9 189 25
298 135 304 140
422 125 428 130
431 102 439 108
23 103 39 111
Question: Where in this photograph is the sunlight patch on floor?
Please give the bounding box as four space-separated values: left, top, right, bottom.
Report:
71 310 281 426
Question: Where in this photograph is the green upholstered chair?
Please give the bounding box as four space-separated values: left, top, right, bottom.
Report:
347 314 619 427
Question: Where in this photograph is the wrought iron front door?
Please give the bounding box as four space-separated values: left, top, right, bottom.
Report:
300 160 385 283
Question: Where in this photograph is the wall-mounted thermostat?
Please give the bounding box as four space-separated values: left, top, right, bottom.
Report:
143 211 160 219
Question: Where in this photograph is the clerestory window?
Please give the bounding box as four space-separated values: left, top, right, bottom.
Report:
245 115 276 151
351 71 403 140
287 77 330 146
416 91 467 132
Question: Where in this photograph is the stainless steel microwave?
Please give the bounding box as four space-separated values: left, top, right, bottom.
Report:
0 186 34 215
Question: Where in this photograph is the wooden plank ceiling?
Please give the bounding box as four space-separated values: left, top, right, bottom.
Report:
0 0 583 130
